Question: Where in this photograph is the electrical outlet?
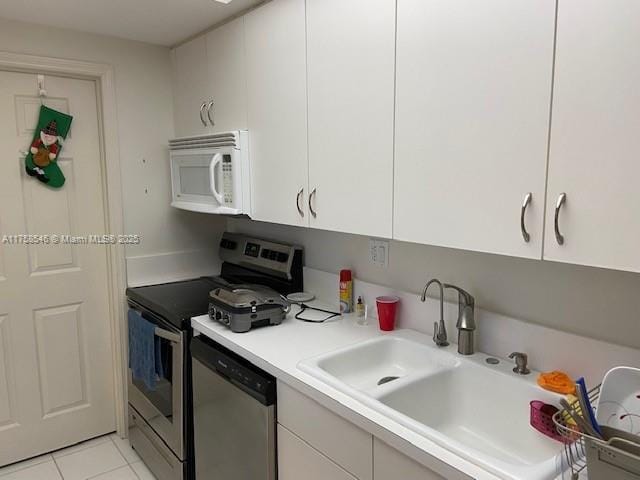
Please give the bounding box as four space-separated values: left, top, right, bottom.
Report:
369 239 389 268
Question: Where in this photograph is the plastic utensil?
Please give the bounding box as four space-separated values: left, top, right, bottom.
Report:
576 377 603 437
559 398 601 439
376 296 399 331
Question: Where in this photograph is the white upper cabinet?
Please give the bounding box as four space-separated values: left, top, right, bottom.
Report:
171 36 210 138
306 0 395 238
172 18 247 138
245 0 309 227
205 17 248 133
544 0 640 273
393 0 556 258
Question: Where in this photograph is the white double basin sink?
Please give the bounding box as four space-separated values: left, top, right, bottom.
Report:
298 332 564 480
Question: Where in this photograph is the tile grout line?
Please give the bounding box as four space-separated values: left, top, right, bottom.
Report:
0 454 53 478
52 435 112 460
130 462 144 480
112 436 130 463
111 434 142 466
52 455 64 480
0 434 146 480
84 463 132 480
55 435 128 480
108 434 146 479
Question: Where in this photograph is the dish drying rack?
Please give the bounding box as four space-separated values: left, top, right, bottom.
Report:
552 384 640 479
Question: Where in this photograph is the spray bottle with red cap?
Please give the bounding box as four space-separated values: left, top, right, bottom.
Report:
339 269 353 314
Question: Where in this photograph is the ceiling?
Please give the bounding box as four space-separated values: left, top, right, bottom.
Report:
0 0 264 46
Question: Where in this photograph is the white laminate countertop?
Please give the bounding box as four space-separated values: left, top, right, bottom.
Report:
192 308 510 480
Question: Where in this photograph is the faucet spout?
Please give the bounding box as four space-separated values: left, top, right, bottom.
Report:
443 283 476 355
421 279 448 347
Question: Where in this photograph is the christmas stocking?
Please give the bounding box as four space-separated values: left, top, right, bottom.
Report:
25 105 73 188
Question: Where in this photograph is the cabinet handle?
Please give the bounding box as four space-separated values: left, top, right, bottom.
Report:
296 188 304 217
199 102 208 127
554 193 567 245
206 101 215 126
308 188 317 218
520 192 532 242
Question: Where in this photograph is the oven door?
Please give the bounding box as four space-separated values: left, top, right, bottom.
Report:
128 307 184 460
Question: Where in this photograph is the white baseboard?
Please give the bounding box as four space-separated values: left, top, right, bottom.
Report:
126 249 220 287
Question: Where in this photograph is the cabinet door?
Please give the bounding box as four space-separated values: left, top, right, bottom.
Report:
393 0 555 258
278 382 372 480
374 439 461 480
306 0 395 237
205 17 248 132
278 425 358 480
544 0 640 273
245 0 309 227
171 36 210 138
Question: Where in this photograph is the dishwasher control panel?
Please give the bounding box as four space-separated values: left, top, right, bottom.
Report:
191 335 276 406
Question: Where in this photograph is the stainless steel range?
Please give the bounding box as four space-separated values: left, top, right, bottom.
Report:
125 232 303 480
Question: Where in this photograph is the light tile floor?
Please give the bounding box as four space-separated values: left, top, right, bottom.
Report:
0 434 157 480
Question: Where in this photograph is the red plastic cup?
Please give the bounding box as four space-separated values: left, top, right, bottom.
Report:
376 296 399 331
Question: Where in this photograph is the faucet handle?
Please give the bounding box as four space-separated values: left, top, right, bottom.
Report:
508 352 530 375
443 284 475 308
443 284 476 331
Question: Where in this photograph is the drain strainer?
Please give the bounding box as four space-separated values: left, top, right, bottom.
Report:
377 376 400 386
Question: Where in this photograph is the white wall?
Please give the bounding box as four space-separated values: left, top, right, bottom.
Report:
0 18 226 285
228 219 640 350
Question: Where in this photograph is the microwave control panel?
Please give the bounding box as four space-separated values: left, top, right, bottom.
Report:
222 155 233 205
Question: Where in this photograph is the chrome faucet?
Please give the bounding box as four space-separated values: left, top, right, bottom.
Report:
443 284 476 355
421 279 448 347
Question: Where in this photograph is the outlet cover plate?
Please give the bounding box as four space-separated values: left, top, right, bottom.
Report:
369 239 389 268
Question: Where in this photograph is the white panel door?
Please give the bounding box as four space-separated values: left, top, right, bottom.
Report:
306 0 395 237
245 0 309 227
544 0 640 273
394 0 556 258
206 17 248 133
0 71 115 465
172 35 210 138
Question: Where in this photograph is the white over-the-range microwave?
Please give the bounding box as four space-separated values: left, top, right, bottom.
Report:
169 130 251 216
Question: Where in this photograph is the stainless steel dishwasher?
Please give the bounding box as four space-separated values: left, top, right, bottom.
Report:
190 335 276 480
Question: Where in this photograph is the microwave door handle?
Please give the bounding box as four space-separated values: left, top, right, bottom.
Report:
209 153 224 204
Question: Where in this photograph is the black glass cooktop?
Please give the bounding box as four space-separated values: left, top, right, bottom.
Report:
126 262 299 330
126 277 223 329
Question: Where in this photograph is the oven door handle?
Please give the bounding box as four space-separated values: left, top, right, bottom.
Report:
154 326 181 344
